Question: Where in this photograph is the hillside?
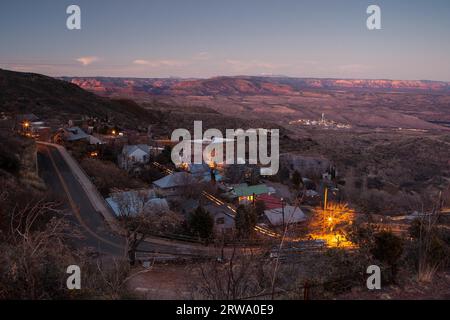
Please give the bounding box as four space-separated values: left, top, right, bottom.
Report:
0 69 161 127
61 76 450 131
0 69 293 139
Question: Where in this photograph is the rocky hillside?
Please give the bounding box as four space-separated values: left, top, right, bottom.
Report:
0 69 161 128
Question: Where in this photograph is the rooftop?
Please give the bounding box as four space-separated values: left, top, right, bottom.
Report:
153 172 196 189
232 184 269 197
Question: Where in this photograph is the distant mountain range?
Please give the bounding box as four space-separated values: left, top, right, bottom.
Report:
60 76 450 98
58 75 450 131
1 69 449 132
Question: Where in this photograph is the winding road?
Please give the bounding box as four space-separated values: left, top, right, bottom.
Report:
37 143 218 259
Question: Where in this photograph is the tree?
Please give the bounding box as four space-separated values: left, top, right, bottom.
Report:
113 191 181 265
189 206 214 242
81 158 145 196
139 166 164 184
254 200 266 218
193 247 271 300
408 216 449 282
155 145 172 165
224 164 259 185
370 231 404 283
235 205 257 239
308 202 355 247
0 199 84 299
291 170 302 190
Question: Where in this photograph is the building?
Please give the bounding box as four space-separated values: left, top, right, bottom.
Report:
204 204 235 235
105 189 169 217
119 144 164 170
256 194 283 210
225 183 270 205
119 144 151 170
187 163 223 183
153 172 197 194
264 206 306 227
54 127 104 145
16 113 39 124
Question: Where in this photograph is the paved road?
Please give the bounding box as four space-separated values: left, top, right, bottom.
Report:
37 144 125 256
37 144 217 258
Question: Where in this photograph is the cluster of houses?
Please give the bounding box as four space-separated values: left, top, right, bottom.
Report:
13 113 123 145
11 112 328 239
223 183 306 226
15 113 52 141
100 135 309 236
98 129 319 237
12 114 331 238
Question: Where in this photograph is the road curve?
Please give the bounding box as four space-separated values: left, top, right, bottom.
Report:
37 143 219 258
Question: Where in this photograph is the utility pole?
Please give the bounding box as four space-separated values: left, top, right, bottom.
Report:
323 188 328 234
281 198 285 230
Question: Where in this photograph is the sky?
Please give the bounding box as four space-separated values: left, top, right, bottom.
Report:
0 0 449 80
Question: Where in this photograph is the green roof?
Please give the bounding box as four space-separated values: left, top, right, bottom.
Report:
233 184 269 197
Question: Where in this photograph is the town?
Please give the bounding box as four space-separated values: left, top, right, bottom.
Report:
1 0 449 305
2 99 448 300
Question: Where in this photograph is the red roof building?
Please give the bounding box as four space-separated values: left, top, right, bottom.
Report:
257 194 283 210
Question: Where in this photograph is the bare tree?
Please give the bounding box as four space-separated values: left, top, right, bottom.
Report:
192 246 272 300
0 199 82 299
112 191 182 265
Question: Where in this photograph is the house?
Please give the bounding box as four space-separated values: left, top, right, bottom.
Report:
264 206 306 227
187 163 223 182
306 190 319 197
105 189 169 217
16 113 39 123
225 183 270 205
119 144 151 170
54 127 103 145
88 135 103 145
119 144 164 170
204 204 235 235
256 194 283 210
60 127 89 141
153 172 197 193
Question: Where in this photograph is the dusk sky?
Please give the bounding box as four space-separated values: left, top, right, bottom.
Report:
1 0 449 80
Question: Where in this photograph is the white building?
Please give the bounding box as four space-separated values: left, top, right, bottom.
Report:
105 189 169 217
119 144 164 170
119 145 151 170
264 206 306 227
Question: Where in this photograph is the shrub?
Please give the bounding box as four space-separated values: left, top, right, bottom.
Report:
188 206 214 242
370 231 404 283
